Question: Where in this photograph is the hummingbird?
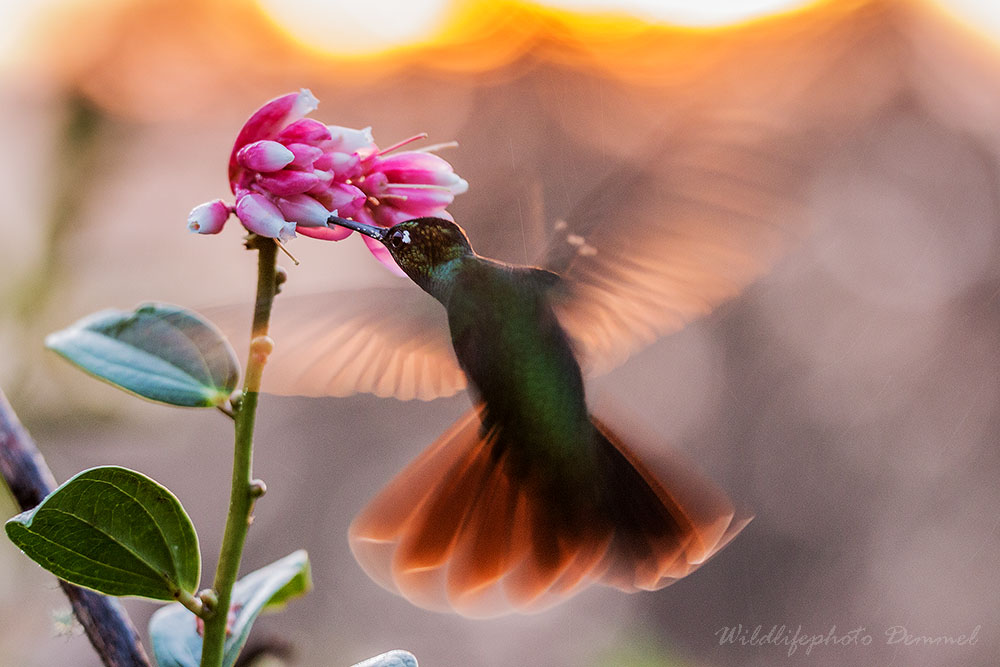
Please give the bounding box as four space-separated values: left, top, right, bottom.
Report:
212 116 809 616
326 213 751 618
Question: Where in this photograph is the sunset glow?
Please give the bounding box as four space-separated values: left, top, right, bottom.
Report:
5 0 1000 72
538 0 814 26
934 0 1000 44
255 0 452 57
253 0 817 57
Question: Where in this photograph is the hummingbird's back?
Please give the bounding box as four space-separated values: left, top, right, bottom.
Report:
443 257 596 476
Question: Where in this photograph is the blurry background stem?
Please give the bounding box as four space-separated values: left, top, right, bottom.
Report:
7 95 106 400
201 237 278 667
0 388 151 667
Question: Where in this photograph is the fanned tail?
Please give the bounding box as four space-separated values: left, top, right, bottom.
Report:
589 415 749 592
349 407 749 618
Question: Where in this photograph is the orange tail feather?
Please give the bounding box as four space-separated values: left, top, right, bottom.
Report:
349 407 748 618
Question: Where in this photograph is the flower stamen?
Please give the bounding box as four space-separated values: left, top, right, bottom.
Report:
273 238 300 265
384 183 450 190
415 141 459 153
376 133 429 156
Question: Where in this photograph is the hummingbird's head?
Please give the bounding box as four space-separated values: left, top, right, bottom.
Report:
329 215 474 292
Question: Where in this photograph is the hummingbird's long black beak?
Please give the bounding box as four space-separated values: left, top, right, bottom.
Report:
328 215 387 243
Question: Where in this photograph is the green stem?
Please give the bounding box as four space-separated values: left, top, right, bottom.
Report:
200 237 278 667
175 589 205 618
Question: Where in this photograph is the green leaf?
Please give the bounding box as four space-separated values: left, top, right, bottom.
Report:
46 303 240 407
5 466 200 600
149 550 311 667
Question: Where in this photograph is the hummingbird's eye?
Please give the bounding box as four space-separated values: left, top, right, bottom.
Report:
389 229 411 250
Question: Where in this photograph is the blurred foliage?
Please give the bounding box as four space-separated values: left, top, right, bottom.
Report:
593 633 687 667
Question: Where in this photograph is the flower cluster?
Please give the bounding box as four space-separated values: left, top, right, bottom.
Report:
188 89 467 273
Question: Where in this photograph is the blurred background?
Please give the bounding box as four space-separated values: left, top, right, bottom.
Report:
1 0 999 665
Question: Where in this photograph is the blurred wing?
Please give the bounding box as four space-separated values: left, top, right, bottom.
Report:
210 287 465 401
544 118 814 375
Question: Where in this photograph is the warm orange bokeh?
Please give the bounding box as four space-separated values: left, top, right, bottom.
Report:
24 0 989 120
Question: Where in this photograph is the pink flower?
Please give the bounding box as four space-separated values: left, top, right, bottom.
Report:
188 89 466 274
228 89 325 192
357 148 468 228
275 193 338 228
218 88 370 243
235 140 294 173
235 193 296 242
187 199 231 235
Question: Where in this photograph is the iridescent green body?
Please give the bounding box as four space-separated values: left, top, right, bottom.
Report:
364 218 599 488
441 256 597 484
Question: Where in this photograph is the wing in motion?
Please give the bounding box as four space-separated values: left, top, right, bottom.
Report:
545 118 812 375
209 287 466 401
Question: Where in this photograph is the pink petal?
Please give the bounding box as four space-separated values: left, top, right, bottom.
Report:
382 184 455 214
236 140 294 172
451 175 469 195
285 143 323 169
187 199 230 235
319 151 362 178
309 169 335 191
327 182 367 214
352 207 378 226
312 182 366 217
376 151 448 176
228 89 318 192
312 152 335 171
297 224 353 241
278 118 332 144
276 194 332 227
256 170 320 196
372 204 417 227
361 231 407 277
375 152 468 193
327 125 375 153
357 171 388 199
235 193 296 242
